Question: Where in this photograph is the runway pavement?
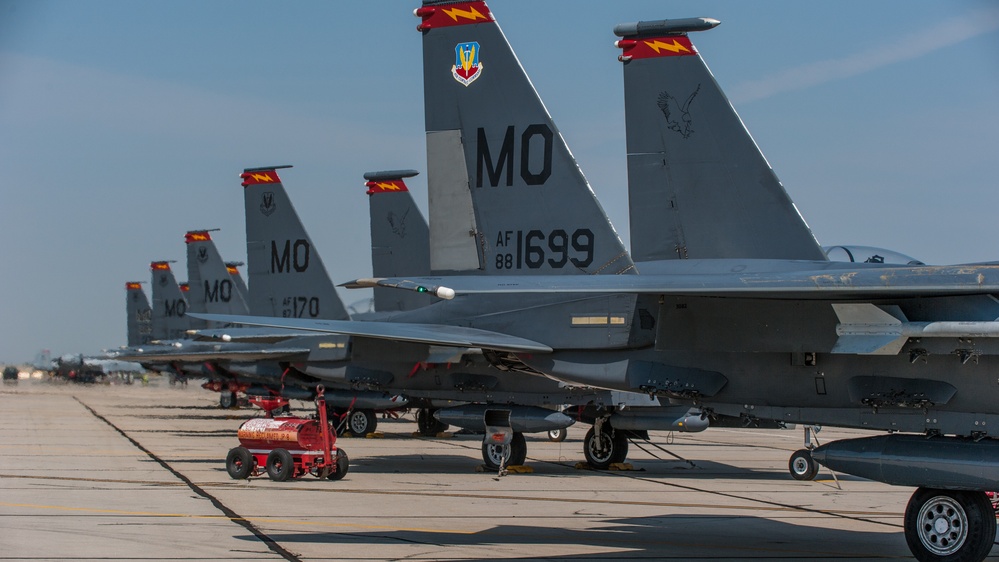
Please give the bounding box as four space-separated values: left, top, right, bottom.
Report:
1 378 995 561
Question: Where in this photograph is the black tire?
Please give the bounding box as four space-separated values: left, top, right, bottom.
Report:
347 409 377 435
904 488 997 562
327 449 349 481
583 426 629 470
219 391 236 409
788 449 819 481
481 432 527 469
266 448 294 482
416 408 448 436
225 447 253 480
548 428 568 442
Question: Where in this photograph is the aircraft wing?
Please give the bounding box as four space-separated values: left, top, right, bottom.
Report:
187 327 323 344
189 314 553 354
115 347 311 363
344 263 999 300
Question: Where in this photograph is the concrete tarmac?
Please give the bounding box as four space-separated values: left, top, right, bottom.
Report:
1 378 996 561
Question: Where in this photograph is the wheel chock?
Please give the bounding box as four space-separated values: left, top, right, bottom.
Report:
609 462 635 471
574 462 592 470
365 432 385 439
436 432 454 439
506 465 533 474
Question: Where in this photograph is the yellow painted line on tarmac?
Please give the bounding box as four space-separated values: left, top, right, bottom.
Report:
0 501 474 535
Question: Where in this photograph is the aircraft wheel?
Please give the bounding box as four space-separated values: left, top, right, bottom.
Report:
327 449 349 481
417 408 448 436
266 448 294 482
548 428 567 442
346 409 377 435
219 391 236 409
788 449 819 481
481 432 527 469
583 426 628 470
225 447 253 479
904 488 996 562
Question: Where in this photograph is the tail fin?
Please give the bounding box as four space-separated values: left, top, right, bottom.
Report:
184 230 251 323
615 19 826 262
241 166 351 320
417 1 634 275
125 282 152 346
226 261 250 304
365 170 434 312
149 261 192 340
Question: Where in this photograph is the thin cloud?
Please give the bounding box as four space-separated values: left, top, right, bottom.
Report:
730 7 999 104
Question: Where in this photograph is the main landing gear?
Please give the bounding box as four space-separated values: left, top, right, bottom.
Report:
904 488 996 562
481 432 527 470
583 421 628 470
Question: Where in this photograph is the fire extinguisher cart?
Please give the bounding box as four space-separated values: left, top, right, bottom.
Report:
226 385 348 482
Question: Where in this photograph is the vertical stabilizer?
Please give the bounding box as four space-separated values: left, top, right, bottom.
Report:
365 170 433 312
149 261 191 340
241 166 351 320
125 282 152 346
417 1 634 276
185 230 251 327
615 19 826 262
226 262 250 304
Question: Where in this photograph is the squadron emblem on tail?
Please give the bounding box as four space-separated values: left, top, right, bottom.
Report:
657 84 701 139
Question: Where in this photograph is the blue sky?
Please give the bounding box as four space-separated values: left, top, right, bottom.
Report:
1 0 998 362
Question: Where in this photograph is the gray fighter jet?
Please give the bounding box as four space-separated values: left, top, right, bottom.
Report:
200 4 999 560
125 282 152 346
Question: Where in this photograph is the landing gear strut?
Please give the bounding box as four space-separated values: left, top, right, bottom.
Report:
788 425 821 481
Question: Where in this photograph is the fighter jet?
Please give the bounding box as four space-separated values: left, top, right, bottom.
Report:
200 4 999 559
125 282 153 346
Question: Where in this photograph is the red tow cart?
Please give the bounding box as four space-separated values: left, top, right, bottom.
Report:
225 385 348 482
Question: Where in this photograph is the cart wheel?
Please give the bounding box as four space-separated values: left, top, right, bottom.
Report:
219 391 236 409
789 449 819 481
481 432 527 469
583 425 628 470
266 448 294 481
548 428 567 442
347 409 377 436
327 449 349 481
225 447 254 480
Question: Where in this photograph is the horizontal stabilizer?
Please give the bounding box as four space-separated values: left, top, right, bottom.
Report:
190 313 553 354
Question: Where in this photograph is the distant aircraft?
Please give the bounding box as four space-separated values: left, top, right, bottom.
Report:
202 4 999 560
125 282 153 346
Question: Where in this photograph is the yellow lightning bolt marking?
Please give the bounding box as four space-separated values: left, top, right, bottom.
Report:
442 6 486 22
376 182 402 191
251 173 273 182
644 39 690 54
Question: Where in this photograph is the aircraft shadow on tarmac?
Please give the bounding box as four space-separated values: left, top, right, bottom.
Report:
262 441 867 483
240 514 918 560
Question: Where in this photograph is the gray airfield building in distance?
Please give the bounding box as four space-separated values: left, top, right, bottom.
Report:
194 2 999 561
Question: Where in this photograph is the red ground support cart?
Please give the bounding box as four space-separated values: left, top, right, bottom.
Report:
225 386 348 482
